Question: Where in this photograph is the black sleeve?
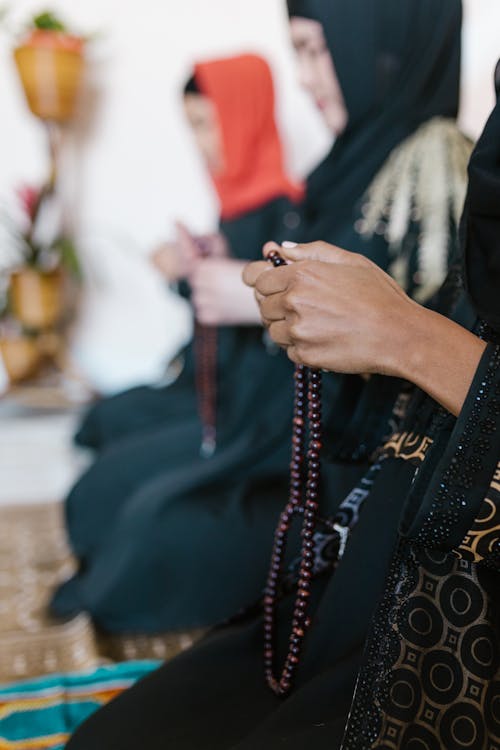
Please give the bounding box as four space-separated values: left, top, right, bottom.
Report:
399 343 500 560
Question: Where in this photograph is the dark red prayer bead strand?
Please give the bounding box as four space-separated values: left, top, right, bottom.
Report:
195 240 218 457
264 249 322 697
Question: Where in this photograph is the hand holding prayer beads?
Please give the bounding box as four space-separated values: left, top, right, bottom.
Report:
249 240 486 417
151 224 229 284
260 244 436 697
194 244 264 457
247 240 420 378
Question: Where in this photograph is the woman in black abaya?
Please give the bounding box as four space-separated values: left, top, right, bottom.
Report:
75 0 467 453
52 0 468 635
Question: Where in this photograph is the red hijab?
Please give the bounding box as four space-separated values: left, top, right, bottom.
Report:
194 54 304 221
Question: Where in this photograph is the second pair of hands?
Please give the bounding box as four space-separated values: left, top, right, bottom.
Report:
244 241 487 418
151 221 261 327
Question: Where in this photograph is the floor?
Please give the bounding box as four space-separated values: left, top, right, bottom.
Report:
0 396 204 684
0 401 87 507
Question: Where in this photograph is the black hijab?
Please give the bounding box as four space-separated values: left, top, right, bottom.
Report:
463 68 500 329
287 0 462 250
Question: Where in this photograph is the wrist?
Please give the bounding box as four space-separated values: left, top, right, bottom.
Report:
389 305 487 416
236 284 264 326
397 305 440 384
380 300 429 380
233 262 263 326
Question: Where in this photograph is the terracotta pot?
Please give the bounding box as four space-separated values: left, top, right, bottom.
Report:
0 334 41 384
14 31 84 122
10 268 65 330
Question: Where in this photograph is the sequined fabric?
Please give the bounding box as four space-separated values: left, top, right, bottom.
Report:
415 346 500 550
342 344 500 750
343 545 500 750
458 462 500 568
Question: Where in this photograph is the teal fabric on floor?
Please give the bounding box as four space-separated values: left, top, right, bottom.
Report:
0 661 159 749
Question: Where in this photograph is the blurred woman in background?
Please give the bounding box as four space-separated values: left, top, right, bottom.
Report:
51 0 470 637
75 54 303 450
52 53 306 628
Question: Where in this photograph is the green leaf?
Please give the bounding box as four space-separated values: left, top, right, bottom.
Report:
52 236 81 279
32 11 66 32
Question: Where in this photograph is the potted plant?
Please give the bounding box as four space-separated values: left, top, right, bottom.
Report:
0 273 41 383
0 322 41 384
13 11 86 122
0 9 85 385
3 184 80 331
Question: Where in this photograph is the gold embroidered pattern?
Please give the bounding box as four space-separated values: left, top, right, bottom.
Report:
372 552 500 750
457 461 500 564
383 432 434 464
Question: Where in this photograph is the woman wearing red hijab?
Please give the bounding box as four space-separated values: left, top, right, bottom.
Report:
75 53 303 449
51 54 306 631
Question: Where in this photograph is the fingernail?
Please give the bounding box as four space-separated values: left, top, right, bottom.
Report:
282 241 298 248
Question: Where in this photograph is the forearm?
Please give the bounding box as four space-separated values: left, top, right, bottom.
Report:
191 259 264 327
395 307 486 417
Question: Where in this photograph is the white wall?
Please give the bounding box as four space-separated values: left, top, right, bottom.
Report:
1 0 330 237
460 0 500 136
1 0 499 391
1 0 330 392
